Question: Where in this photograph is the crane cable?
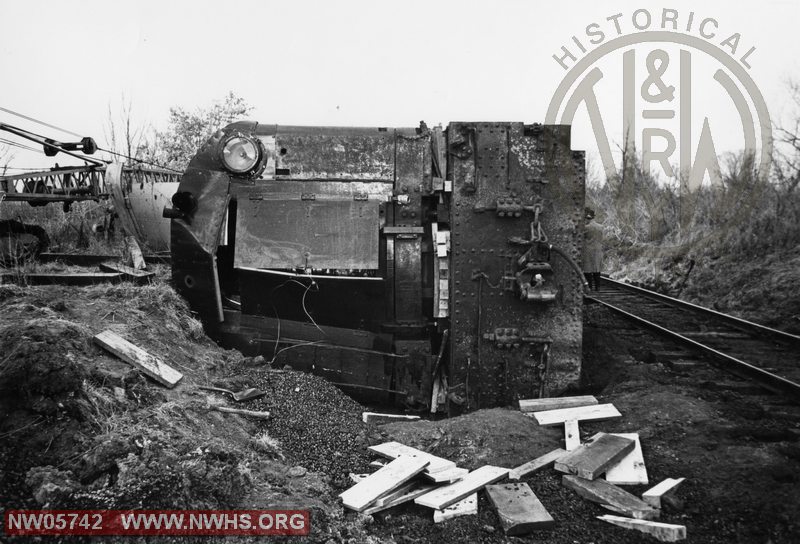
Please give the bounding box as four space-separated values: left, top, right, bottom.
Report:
0 106 82 138
0 106 182 174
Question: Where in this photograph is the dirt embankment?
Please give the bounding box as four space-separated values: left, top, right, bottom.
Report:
605 242 800 334
0 273 374 543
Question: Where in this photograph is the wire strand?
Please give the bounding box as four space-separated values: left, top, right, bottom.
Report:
96 146 183 174
0 106 82 138
0 137 45 154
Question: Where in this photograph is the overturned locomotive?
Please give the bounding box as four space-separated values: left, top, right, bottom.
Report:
165 121 587 412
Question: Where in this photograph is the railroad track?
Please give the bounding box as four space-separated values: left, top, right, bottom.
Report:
585 277 800 400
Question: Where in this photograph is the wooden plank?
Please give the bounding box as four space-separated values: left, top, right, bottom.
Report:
93 330 182 388
562 475 659 520
555 433 634 480
642 478 686 508
423 467 469 483
1 272 123 286
415 465 508 510
369 441 455 474
372 480 419 507
340 456 429 512
362 412 421 424
99 262 155 283
214 406 271 419
486 483 554 534
530 403 621 426
39 252 170 266
605 433 649 485
362 482 437 515
564 419 581 451
598 515 686 542
433 493 477 523
508 448 566 481
519 395 598 413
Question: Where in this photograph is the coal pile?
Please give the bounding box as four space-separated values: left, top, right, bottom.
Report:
244 368 371 482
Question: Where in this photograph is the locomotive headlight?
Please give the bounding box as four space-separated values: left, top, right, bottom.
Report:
220 135 261 174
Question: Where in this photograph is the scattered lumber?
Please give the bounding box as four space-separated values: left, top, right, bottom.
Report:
363 482 437 515
415 465 509 510
1 271 123 286
433 493 477 523
597 515 686 542
486 483 554 534
555 433 635 480
362 412 421 424
605 433 649 485
424 466 469 483
214 406 271 419
564 419 581 451
508 448 566 481
530 403 621 426
642 478 686 509
562 475 659 520
340 456 430 512
369 441 456 474
99 262 155 283
519 395 598 413
93 330 182 388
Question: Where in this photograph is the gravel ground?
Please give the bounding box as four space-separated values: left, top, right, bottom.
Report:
227 366 373 484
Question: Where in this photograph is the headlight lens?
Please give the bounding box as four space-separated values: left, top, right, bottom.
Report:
221 136 260 173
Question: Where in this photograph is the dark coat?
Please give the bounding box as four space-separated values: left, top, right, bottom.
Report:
582 220 603 273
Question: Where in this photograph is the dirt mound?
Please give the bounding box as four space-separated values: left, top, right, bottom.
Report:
0 280 377 542
378 408 562 470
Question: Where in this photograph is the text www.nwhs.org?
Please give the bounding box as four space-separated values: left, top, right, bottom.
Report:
4 510 310 536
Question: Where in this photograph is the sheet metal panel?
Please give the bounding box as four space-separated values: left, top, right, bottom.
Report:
234 198 379 269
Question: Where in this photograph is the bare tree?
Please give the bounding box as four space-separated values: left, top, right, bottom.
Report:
103 96 153 165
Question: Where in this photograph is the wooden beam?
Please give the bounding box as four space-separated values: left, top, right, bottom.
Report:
597 515 686 542
1 272 123 286
562 475 659 520
99 262 155 283
363 482 437 515
214 406 271 419
519 395 598 413
39 252 170 266
424 467 469 483
555 433 635 480
605 433 649 485
564 419 581 451
415 466 508 510
433 493 477 523
340 456 429 512
369 441 455 474
529 403 621 426
361 412 421 424
508 448 566 481
486 483 555 534
93 330 182 388
642 478 686 509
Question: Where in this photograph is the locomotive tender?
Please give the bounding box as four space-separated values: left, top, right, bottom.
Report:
166 121 586 412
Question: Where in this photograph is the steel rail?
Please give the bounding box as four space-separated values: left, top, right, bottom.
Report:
601 276 800 347
586 288 800 400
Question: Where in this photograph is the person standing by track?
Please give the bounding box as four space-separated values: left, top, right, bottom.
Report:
582 207 603 291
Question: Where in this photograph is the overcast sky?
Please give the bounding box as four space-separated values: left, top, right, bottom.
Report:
1 0 798 176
